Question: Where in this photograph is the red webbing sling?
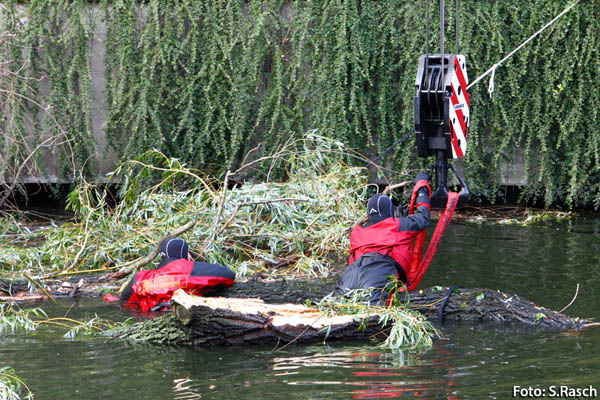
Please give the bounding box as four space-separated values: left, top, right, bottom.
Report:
406 183 459 291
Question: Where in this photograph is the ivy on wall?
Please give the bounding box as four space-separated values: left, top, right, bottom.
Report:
2 0 599 207
1 0 97 206
27 0 97 176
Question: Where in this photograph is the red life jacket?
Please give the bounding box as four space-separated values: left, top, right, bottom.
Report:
128 259 235 312
349 218 421 278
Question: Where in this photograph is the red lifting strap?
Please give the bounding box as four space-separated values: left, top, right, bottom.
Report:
408 179 431 215
407 181 458 291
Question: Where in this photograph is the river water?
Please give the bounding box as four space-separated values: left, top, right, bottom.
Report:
2 215 600 399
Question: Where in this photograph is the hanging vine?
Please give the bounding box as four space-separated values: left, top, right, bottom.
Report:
26 0 97 176
0 1 86 206
2 0 599 208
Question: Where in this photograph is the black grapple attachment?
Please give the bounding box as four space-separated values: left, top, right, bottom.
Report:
414 52 470 208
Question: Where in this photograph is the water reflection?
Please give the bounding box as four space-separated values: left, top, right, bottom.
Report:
270 347 460 399
172 378 202 399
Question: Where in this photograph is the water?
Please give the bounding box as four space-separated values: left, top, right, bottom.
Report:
2 215 600 399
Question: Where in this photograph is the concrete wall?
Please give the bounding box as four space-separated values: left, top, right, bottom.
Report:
89 7 117 178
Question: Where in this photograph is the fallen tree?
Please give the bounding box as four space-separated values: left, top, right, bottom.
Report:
204 281 591 329
105 288 435 347
402 287 589 329
170 290 388 346
103 281 592 346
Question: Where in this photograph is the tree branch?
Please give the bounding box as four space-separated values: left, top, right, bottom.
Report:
0 134 70 207
117 220 197 275
217 197 310 234
382 181 410 195
558 283 579 314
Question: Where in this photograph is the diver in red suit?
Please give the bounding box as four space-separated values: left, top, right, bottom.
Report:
333 173 431 305
120 237 235 311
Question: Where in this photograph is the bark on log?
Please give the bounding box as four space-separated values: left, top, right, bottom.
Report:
169 290 383 346
103 283 592 346
219 281 590 330
0 295 47 304
403 287 589 329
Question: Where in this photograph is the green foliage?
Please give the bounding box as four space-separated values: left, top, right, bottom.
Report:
99 0 429 175
62 315 131 338
29 0 96 176
0 366 33 400
318 283 439 348
3 1 600 207
0 304 45 333
1 1 96 176
0 135 368 276
0 302 128 341
535 312 545 322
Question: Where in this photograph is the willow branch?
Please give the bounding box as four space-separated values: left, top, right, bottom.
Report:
558 283 579 314
45 267 112 279
23 273 56 304
210 170 231 239
238 142 262 171
218 198 310 234
63 210 93 272
0 134 71 207
124 160 217 201
382 181 410 195
117 220 197 274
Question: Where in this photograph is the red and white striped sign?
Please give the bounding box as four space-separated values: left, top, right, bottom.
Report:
449 55 470 158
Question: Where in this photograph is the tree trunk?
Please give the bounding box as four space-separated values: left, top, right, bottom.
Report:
169 290 383 346
400 287 588 329
103 285 591 346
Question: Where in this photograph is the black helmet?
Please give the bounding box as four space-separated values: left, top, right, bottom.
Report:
159 237 189 260
366 194 394 220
